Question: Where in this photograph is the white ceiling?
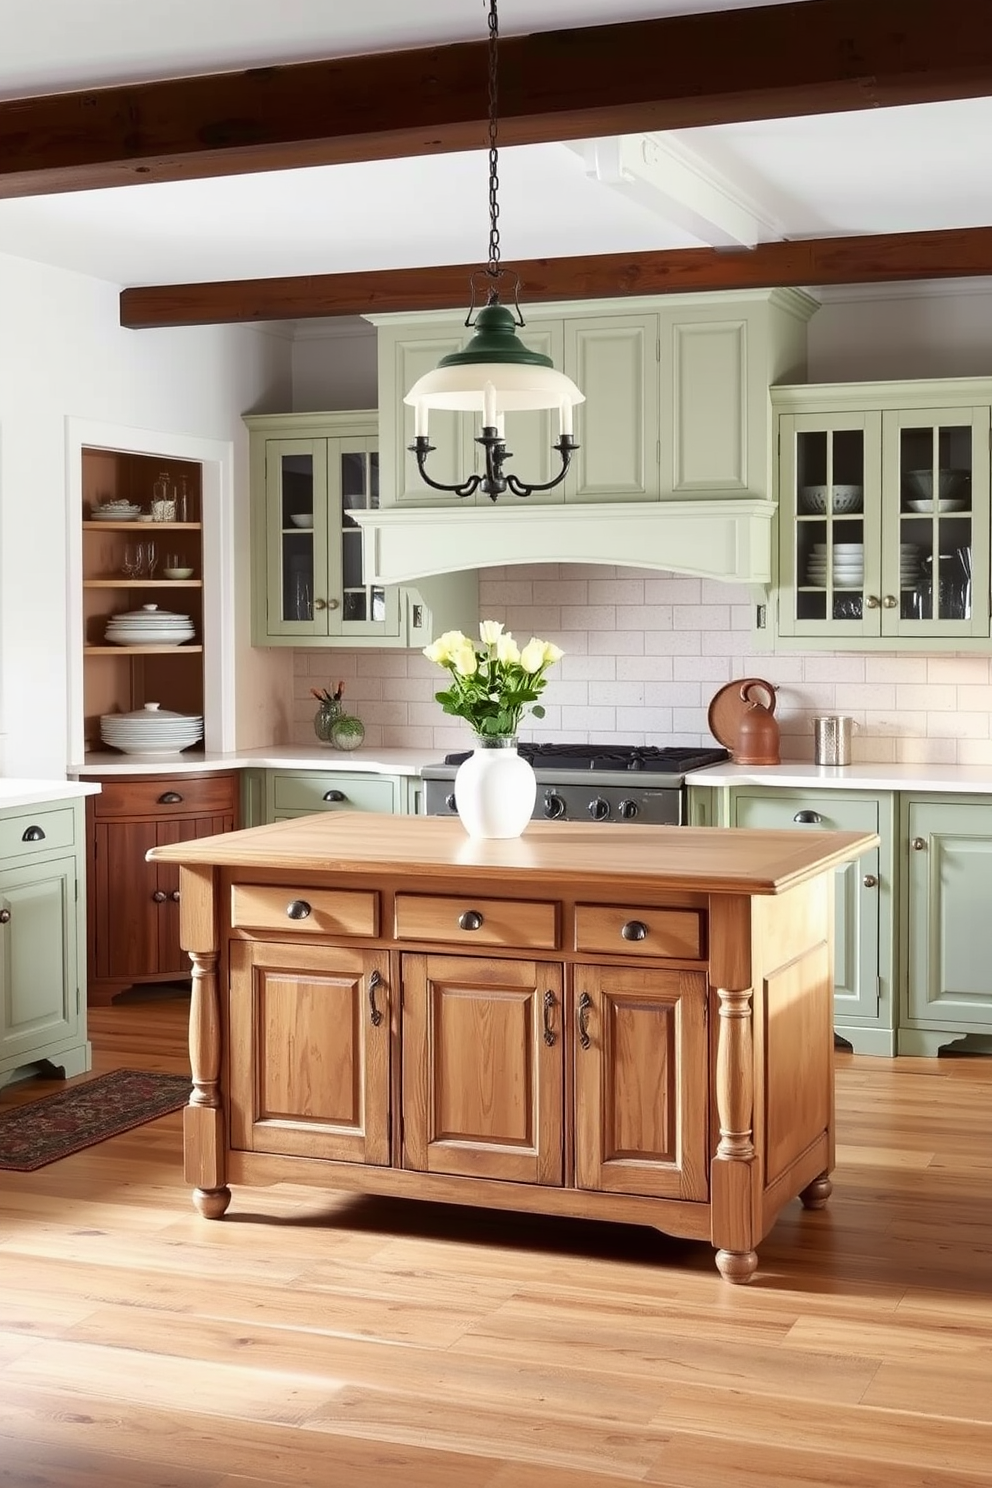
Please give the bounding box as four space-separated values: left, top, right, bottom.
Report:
0 0 987 294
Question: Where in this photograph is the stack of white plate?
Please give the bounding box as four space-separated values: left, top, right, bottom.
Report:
900 542 922 588
105 604 195 646
806 541 864 587
91 500 142 521
100 704 204 758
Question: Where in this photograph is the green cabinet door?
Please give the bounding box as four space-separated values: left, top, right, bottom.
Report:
902 796 992 1051
730 788 895 1054
0 855 81 1082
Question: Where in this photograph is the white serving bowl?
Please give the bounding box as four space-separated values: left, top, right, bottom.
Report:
903 469 970 502
162 567 195 579
905 497 969 514
290 513 314 528
800 484 863 514
99 703 203 755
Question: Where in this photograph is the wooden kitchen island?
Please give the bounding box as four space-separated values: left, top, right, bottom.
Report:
148 812 877 1282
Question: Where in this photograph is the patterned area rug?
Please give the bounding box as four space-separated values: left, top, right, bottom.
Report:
0 1068 191 1172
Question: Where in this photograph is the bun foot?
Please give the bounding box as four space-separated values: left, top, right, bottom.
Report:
800 1174 833 1210
715 1248 758 1283
192 1186 231 1219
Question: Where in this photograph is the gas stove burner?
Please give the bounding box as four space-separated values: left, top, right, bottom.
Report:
442 743 730 772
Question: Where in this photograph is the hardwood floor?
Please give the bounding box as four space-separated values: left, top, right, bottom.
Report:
1 995 991 1487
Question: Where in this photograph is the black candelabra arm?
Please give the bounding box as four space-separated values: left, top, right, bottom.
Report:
504 434 579 497
408 431 579 503
409 437 485 499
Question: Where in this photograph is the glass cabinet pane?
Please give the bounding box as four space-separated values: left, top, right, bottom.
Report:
280 453 315 622
897 423 972 623
794 427 866 624
339 449 380 625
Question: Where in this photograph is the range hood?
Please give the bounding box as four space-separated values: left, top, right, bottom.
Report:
352 500 774 586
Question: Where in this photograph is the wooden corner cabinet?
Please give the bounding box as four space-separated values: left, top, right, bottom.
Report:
86 771 238 1005
148 813 876 1283
0 796 90 1089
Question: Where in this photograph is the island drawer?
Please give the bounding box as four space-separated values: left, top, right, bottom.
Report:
395 893 558 950
231 884 378 937
94 773 239 819
574 904 704 960
0 805 75 859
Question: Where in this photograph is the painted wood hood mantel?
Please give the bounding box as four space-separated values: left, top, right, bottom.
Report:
352 499 775 584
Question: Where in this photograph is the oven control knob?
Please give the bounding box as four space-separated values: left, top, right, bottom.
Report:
618 799 639 820
445 792 457 813
589 797 611 821
543 792 566 820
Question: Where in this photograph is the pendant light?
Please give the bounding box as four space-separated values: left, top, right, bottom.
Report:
404 0 584 501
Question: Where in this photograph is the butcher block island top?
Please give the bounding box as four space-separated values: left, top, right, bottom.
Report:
149 813 877 1284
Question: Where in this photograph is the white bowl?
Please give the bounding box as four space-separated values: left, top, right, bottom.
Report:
162 567 195 580
800 484 863 514
903 469 970 502
290 513 314 528
905 497 969 514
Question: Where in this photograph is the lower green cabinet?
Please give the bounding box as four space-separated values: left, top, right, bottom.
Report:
900 795 992 1055
0 798 90 1089
723 787 896 1055
243 769 422 827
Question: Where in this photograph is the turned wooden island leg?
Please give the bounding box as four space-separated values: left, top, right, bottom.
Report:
710 896 758 1283
179 866 230 1219
800 1173 833 1210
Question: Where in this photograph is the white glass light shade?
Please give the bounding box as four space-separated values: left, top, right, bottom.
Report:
404 361 585 413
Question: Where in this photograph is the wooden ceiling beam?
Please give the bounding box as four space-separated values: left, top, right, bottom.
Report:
119 227 992 329
3 0 992 199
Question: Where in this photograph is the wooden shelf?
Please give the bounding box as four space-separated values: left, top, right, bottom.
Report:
82 521 202 532
84 645 203 656
84 579 202 589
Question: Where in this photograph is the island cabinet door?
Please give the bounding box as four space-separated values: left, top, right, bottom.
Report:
401 953 564 1185
228 940 390 1165
573 965 710 1201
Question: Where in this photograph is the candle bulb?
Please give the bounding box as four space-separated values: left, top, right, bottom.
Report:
414 399 429 439
560 399 573 439
483 381 497 431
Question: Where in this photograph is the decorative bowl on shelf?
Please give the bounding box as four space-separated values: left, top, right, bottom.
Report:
905 497 969 514
99 702 204 757
799 484 863 514
290 513 314 528
903 469 970 502
162 566 195 579
91 501 142 521
104 603 195 646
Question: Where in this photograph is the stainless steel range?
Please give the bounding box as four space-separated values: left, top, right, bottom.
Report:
422 743 730 825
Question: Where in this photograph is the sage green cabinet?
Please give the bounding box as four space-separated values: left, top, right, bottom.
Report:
900 795 992 1055
247 410 477 647
246 769 421 826
0 798 89 1090
725 787 896 1054
773 380 992 650
370 289 813 509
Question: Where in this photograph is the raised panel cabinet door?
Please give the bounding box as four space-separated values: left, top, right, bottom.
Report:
229 939 390 1164
564 315 660 502
905 798 992 1032
90 818 159 982
497 319 567 504
573 965 709 1201
401 953 564 1184
0 858 77 1063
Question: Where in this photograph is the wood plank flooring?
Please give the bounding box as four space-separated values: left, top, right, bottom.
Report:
1 993 991 1487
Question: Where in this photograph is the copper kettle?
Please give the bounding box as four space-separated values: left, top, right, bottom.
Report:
734 679 780 765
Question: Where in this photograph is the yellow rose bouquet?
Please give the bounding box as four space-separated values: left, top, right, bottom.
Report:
423 620 564 739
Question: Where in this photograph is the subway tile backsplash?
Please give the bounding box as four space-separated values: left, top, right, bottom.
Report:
293 564 992 764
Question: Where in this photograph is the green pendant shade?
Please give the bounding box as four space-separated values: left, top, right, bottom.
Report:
437 303 555 370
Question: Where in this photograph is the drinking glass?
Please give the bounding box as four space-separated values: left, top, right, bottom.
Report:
121 543 141 577
144 541 158 579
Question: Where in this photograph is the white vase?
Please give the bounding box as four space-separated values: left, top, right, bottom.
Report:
453 737 537 839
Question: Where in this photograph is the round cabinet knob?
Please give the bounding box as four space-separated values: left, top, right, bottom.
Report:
621 919 647 941
589 797 611 821
0 908 10 924
458 909 484 931
151 890 168 903
882 595 898 608
793 810 823 825
912 837 927 851
865 595 880 609
328 598 341 611
863 873 878 888
171 889 181 902
286 899 312 919
543 792 566 820
618 800 639 820
313 598 327 611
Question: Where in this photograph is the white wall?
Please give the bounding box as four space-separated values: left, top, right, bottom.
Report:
292 316 377 410
0 250 294 776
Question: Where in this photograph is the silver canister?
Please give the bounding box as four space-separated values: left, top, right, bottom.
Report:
813 714 854 767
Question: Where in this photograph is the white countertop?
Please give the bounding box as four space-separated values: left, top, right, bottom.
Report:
686 761 992 793
0 778 102 809
72 746 442 778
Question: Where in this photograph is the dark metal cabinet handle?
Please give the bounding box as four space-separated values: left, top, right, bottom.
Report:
171 889 181 902
794 810 823 825
368 968 384 1027
0 908 10 924
286 899 312 919
158 792 183 804
21 825 45 842
458 909 484 931
323 789 346 802
621 919 647 941
152 890 168 903
542 990 556 1046
577 991 592 1050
